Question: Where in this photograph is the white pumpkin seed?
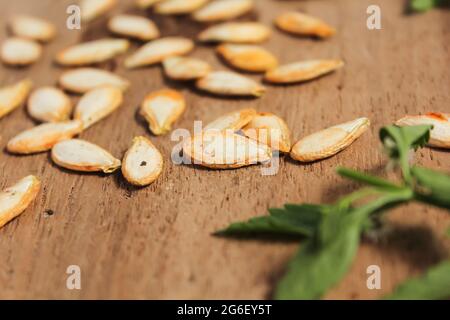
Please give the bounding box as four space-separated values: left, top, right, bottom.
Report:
74 86 123 130
275 11 336 39
125 37 194 69
0 175 41 229
265 59 344 84
9 15 56 42
59 68 130 94
81 0 117 22
163 56 211 80
108 14 160 41
193 0 254 22
7 120 83 154
0 79 33 119
1 37 42 66
155 0 209 15
217 44 278 72
27 87 72 123
122 136 163 186
204 108 256 132
198 22 271 44
55 38 130 66
140 89 186 135
396 113 450 149
196 71 266 97
243 112 291 152
51 139 121 173
290 117 370 162
136 0 162 9
183 130 272 169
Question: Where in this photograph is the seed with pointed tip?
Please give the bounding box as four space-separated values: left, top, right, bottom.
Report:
193 0 254 22
55 38 130 66
27 87 72 123
9 15 56 42
290 117 370 162
183 130 272 169
136 0 162 9
265 59 344 84
396 113 450 149
0 79 33 119
217 44 278 72
243 112 291 152
140 89 186 135
74 86 123 130
155 0 209 15
196 71 266 97
7 120 83 154
80 0 117 22
198 22 271 44
51 139 121 173
163 56 211 80
122 136 163 186
1 37 42 66
108 15 160 41
275 11 336 38
125 37 194 69
59 68 130 94
204 108 256 132
0 175 41 229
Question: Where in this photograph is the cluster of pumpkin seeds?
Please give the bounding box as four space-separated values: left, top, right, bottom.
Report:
0 0 449 229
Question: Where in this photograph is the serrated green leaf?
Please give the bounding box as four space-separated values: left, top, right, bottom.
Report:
337 167 403 191
411 0 438 11
412 166 450 210
385 260 450 299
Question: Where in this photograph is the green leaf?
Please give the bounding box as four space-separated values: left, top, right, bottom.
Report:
411 0 438 11
385 260 450 299
446 228 450 238
412 166 450 210
379 125 431 184
337 167 403 191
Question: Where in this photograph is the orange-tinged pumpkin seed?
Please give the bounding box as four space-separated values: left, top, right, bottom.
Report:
59 68 130 94
155 0 209 15
0 79 33 119
163 56 211 80
204 108 256 132
81 0 117 22
9 15 56 42
108 14 160 41
217 44 278 72
1 37 42 66
275 11 336 38
198 22 271 44
196 71 265 97
193 0 254 22
27 87 72 123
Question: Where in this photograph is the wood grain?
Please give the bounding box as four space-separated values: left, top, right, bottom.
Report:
0 0 449 299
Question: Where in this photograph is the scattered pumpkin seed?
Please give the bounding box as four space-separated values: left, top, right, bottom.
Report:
198 22 271 44
1 37 42 66
108 14 160 41
80 0 117 22
9 15 56 42
59 68 130 94
204 108 256 132
217 44 278 72
196 71 266 97
275 11 336 38
193 0 254 22
136 0 162 9
155 0 209 15
27 87 72 123
163 56 211 80
0 79 33 119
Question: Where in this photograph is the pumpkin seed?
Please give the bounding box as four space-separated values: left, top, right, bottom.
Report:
204 108 256 132
108 14 160 41
140 89 186 135
163 56 211 80
198 22 271 44
9 15 56 42
125 37 194 69
122 136 163 186
196 71 266 97
275 11 336 38
81 0 117 22
193 0 254 22
136 0 162 9
183 130 272 169
74 86 123 130
265 59 344 84
27 87 72 123
1 37 42 66
155 0 209 15
51 139 121 173
290 117 370 162
0 79 33 119
243 112 291 152
55 38 130 66
0 175 41 229
217 44 278 72
59 68 130 94
7 120 83 154
396 113 450 149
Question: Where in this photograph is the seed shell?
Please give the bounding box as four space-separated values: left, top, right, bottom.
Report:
204 108 256 132
74 86 123 130
196 71 266 97
155 0 209 15
9 15 56 42
163 56 211 80
51 139 121 173
140 89 186 135
7 120 83 154
290 117 370 162
217 44 278 72
198 22 271 44
59 68 130 94
27 87 72 122
1 37 42 66
136 0 162 9
193 0 254 22
108 15 160 41
275 11 336 38
81 0 117 22
0 79 33 119
122 136 163 186
0 175 41 229
125 37 194 69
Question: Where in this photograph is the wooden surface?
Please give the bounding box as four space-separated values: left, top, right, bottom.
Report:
0 0 449 300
